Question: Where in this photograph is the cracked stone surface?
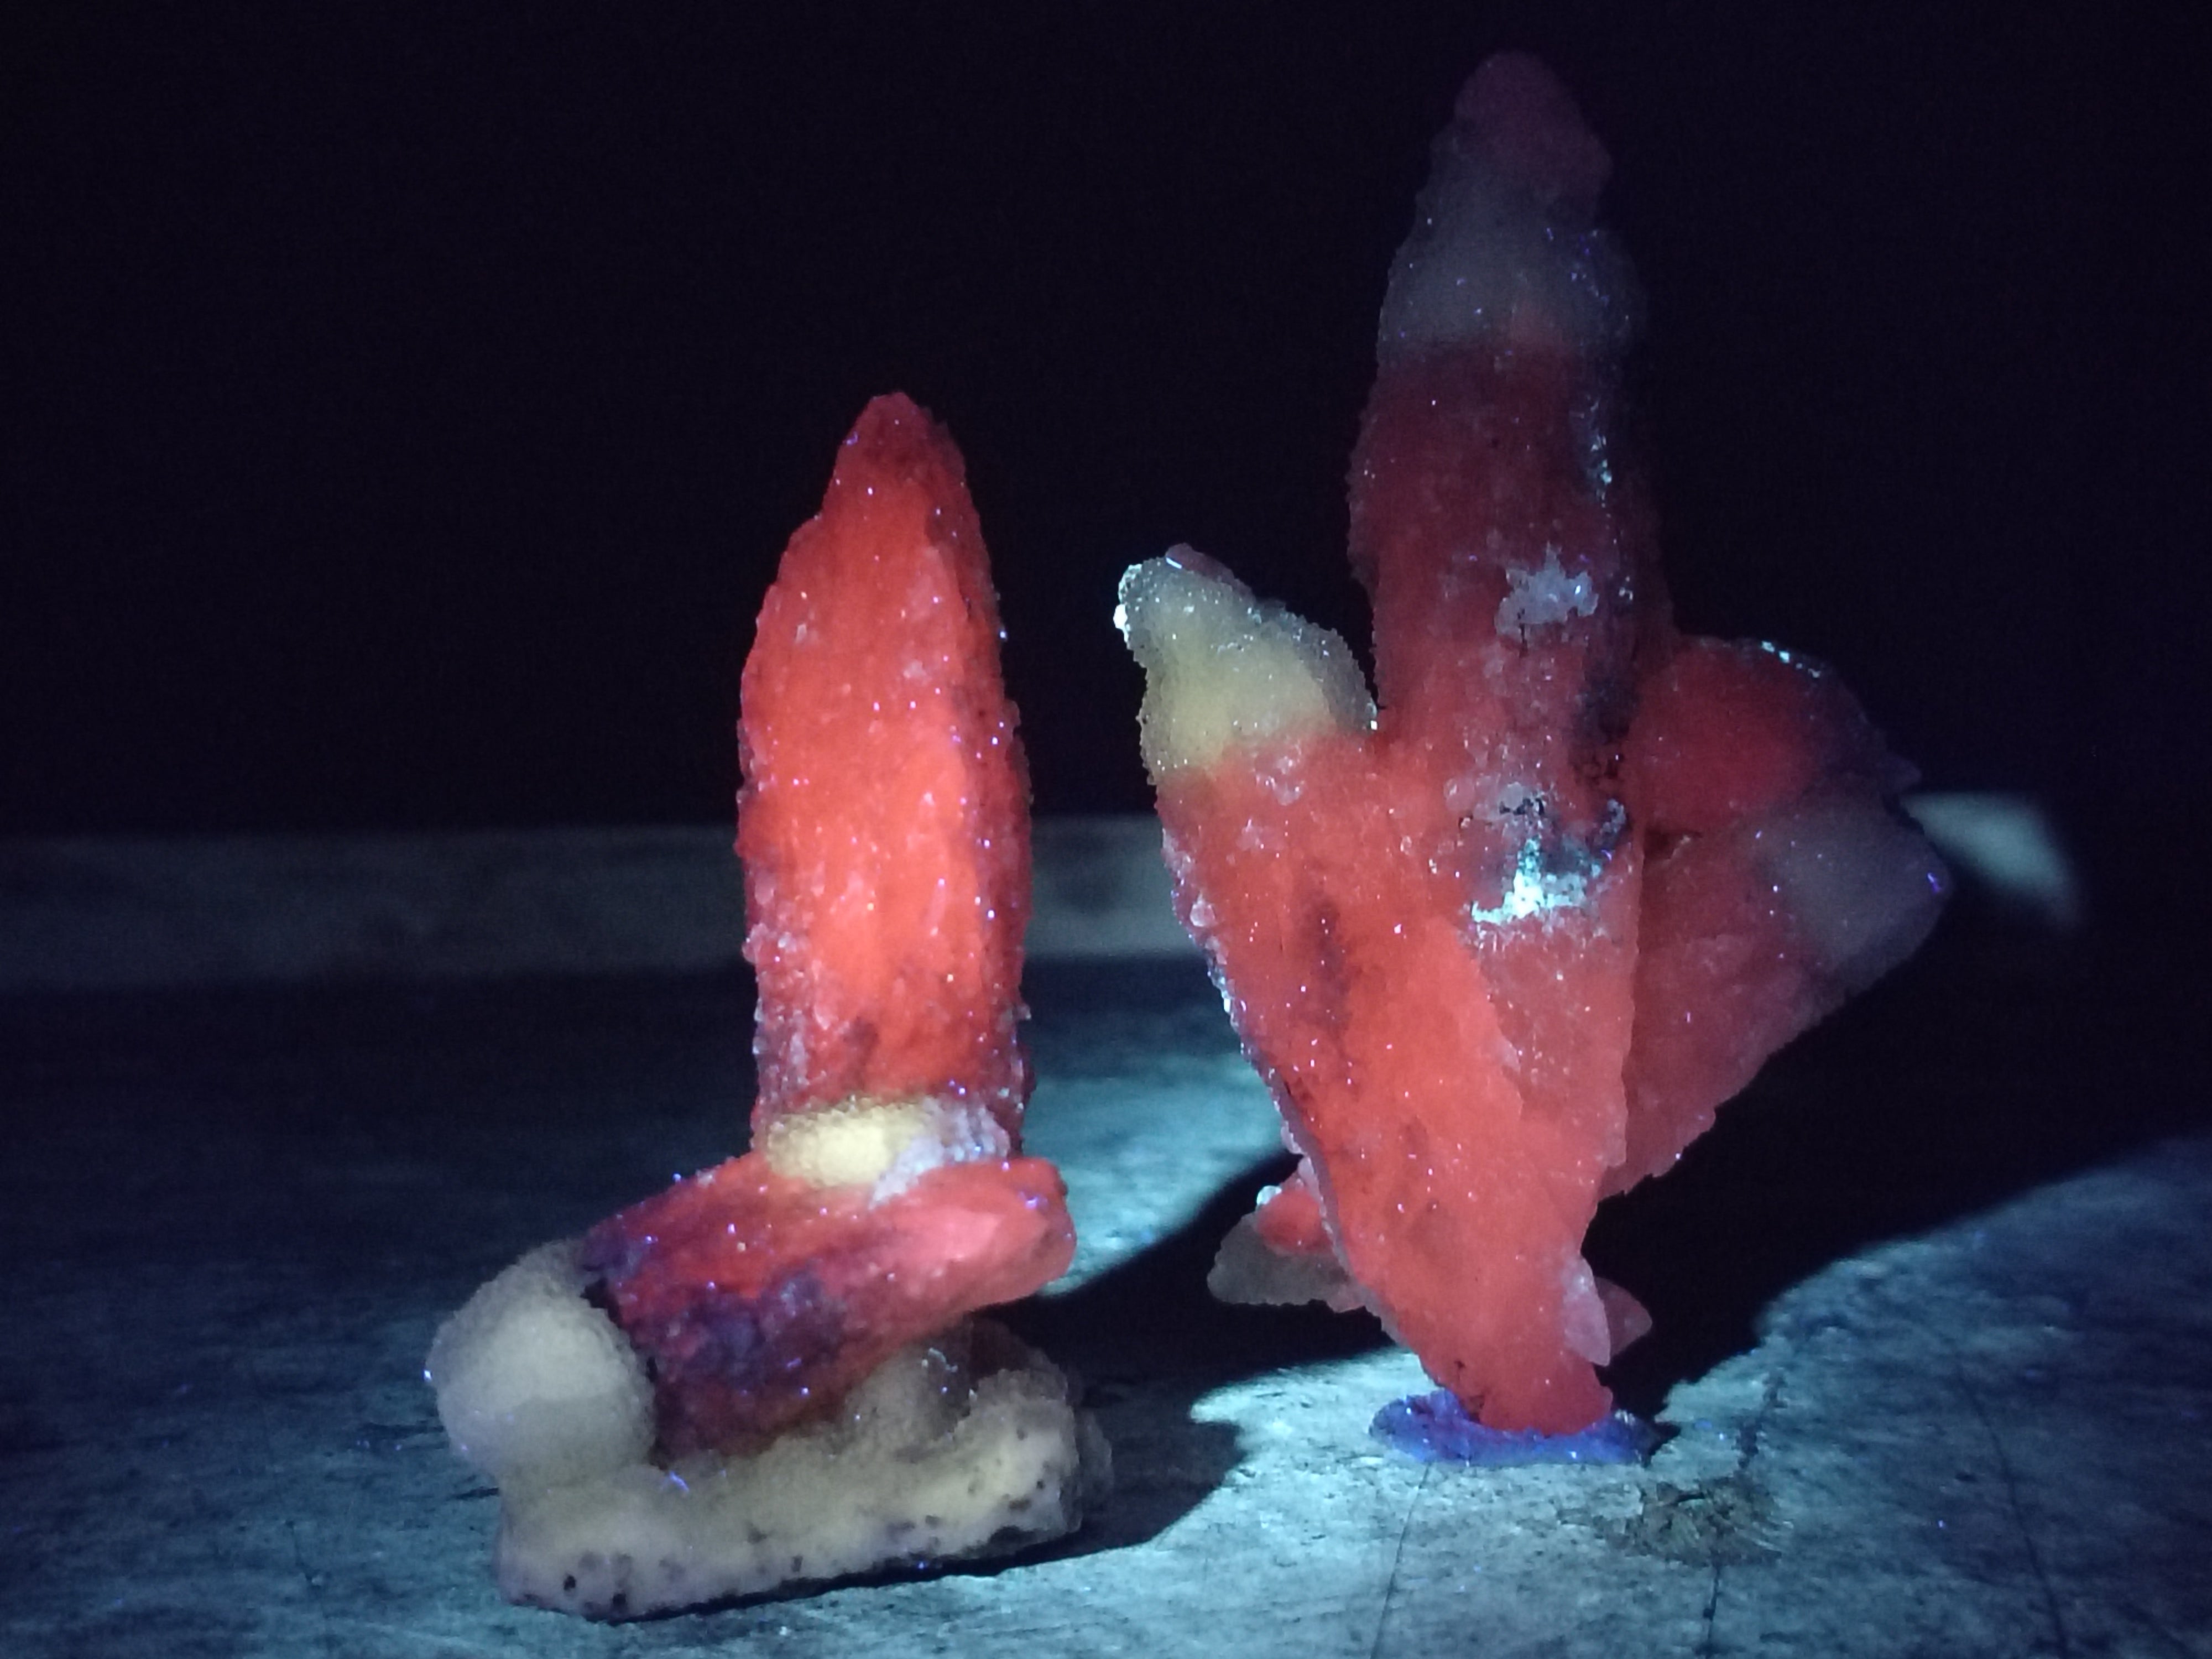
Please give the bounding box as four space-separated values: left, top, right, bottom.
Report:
2 834 2207 1657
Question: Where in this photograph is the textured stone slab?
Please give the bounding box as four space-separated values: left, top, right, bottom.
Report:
0 815 1193 993
1 933 2205 1657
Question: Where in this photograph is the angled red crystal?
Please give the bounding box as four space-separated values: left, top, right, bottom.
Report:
580 1153 1071 1454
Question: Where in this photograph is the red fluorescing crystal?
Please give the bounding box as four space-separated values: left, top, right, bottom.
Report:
1621 638 1900 840
1252 1164 1331 1259
1130 55 1945 1434
583 395 1070 1453
581 1153 1073 1454
738 392 1032 1140
1158 692 1629 1432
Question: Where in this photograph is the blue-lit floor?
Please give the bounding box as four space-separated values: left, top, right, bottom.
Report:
3 880 2208 1656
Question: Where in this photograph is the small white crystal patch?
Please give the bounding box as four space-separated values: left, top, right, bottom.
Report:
1495 547 1598 636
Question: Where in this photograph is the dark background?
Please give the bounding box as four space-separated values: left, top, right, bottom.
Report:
5 2 2203 837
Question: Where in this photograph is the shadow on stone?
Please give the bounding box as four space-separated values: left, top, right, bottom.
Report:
1592 800 2212 1418
1001 1152 1389 1556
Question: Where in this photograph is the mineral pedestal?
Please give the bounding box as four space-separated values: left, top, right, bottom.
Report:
1117 54 1946 1436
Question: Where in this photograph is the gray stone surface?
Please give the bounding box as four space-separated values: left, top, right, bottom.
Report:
2 827 2207 1656
0 816 1190 993
0 796 2046 993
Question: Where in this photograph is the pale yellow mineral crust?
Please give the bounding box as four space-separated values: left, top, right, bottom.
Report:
427 1243 1104 1620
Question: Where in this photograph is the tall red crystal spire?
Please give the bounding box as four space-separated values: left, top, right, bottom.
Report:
738 393 1032 1140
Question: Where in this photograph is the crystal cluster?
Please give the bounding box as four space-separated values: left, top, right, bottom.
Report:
430 396 1095 1617
1117 55 1946 1434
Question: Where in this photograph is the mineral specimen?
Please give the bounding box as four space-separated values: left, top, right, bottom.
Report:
1117 54 1947 1436
580 394 1074 1459
429 395 1097 1617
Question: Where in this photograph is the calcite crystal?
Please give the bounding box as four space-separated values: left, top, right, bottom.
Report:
430 395 1097 1617
1117 55 1947 1436
735 392 1035 1141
